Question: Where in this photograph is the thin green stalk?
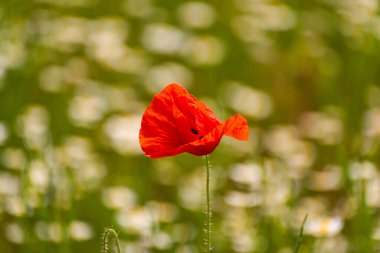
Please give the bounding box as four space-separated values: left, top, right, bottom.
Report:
204 155 212 253
102 228 122 253
294 214 308 253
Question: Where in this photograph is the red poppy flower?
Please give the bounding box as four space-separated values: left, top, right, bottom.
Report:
139 83 249 158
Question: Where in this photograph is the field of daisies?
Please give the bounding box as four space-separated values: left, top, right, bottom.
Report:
1 0 380 253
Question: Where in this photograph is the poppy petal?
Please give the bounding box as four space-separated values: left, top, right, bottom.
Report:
139 83 221 158
139 85 183 158
223 114 249 140
180 114 249 156
139 83 249 158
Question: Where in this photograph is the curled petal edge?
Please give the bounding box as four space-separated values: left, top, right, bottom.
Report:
142 114 249 158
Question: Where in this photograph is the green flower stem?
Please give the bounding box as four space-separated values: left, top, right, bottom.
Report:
204 155 212 253
103 228 122 253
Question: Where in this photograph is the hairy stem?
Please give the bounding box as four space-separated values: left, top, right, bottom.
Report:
102 228 122 253
204 155 212 253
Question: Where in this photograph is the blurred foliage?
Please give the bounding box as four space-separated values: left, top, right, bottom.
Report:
1 0 380 253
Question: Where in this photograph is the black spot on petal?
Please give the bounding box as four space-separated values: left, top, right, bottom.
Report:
191 128 199 135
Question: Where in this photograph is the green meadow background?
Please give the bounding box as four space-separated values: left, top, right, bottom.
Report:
1 0 380 252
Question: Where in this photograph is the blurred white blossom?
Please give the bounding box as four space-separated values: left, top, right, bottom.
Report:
364 107 380 138
225 191 262 208
177 2 216 29
35 221 64 242
123 0 154 18
4 196 26 217
305 216 344 237
5 223 24 244
225 82 273 119
29 160 49 192
229 162 262 189
299 111 343 145
349 161 377 181
117 207 154 235
142 23 185 55
232 2 295 44
102 186 137 210
57 136 107 190
182 35 225 66
68 220 94 241
178 171 203 210
1 148 26 170
308 165 343 191
264 126 315 177
0 173 20 196
103 114 142 155
144 62 193 93
0 122 8 145
17 105 49 149
69 95 107 127
365 173 380 207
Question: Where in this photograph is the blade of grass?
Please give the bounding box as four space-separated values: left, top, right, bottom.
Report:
294 214 308 253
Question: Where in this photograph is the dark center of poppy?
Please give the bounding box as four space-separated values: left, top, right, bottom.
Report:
191 128 204 139
191 128 199 135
